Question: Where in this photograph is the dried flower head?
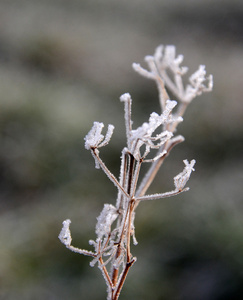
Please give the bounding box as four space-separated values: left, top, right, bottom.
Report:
59 44 213 300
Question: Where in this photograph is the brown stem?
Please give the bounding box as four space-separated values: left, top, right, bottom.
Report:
99 256 113 288
126 199 135 261
127 153 135 195
111 153 137 295
111 199 130 286
136 136 184 199
113 258 136 300
92 148 129 198
138 153 167 198
111 244 122 286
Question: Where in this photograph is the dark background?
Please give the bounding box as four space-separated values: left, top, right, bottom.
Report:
0 0 243 299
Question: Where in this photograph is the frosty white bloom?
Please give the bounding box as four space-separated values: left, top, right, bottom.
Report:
121 99 181 160
184 65 213 102
174 159 196 191
84 122 114 150
120 91 185 162
133 45 188 85
84 122 115 169
153 45 189 76
58 219 72 246
133 45 213 107
130 100 181 159
96 204 119 239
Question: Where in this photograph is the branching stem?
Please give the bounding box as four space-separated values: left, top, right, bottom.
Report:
59 44 213 300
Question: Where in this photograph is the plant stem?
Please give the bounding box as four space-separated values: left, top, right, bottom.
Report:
113 258 136 300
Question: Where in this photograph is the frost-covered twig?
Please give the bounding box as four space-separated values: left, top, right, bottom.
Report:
133 45 213 108
59 44 213 300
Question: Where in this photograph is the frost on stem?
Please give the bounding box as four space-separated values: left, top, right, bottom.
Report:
120 93 132 149
120 95 182 161
136 160 196 202
59 44 213 300
59 219 96 257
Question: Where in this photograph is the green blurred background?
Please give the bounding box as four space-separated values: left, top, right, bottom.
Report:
0 0 243 299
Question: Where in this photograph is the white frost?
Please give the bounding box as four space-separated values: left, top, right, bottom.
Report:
174 159 196 191
58 219 72 246
95 204 119 239
84 122 114 150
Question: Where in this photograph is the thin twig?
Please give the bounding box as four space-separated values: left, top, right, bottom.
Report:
113 258 136 300
92 148 129 199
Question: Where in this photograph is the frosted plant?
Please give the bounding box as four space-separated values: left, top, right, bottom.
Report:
59 45 213 300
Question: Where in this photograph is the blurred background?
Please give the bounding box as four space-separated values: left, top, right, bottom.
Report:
0 0 243 299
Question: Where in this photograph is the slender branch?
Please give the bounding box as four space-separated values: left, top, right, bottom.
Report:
116 149 128 211
120 93 133 149
136 187 189 202
111 244 122 287
126 199 135 261
99 256 113 289
135 136 184 198
111 197 131 287
113 257 136 300
154 65 170 112
92 148 130 199
127 153 135 195
135 149 167 198
67 245 96 257
130 160 142 197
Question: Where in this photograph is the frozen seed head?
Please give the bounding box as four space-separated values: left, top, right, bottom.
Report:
120 93 131 103
59 219 72 246
84 122 114 150
174 159 196 191
184 65 213 102
129 99 178 159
